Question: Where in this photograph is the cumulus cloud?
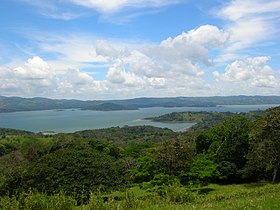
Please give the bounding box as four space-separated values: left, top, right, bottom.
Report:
0 56 106 98
106 59 144 86
6 25 227 98
97 25 228 81
213 56 280 89
158 25 229 65
95 40 124 61
14 56 53 80
2 22 279 98
0 57 56 96
91 25 229 95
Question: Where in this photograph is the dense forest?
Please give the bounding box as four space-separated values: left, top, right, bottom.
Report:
0 106 280 209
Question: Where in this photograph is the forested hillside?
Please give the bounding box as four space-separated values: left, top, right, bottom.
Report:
0 106 280 209
1 95 280 113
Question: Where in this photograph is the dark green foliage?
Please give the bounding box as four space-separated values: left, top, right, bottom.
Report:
122 142 155 158
0 128 34 136
74 126 176 146
181 154 218 186
1 106 280 207
246 106 280 182
154 139 193 176
130 156 157 183
25 148 125 194
146 111 235 124
195 116 252 182
0 142 16 156
0 136 129 203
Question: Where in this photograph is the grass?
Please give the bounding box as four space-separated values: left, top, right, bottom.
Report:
190 183 280 210
0 182 280 209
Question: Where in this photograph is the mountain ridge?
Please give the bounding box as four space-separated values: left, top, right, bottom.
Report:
1 95 280 113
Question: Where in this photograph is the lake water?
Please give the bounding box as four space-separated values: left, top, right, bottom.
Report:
0 104 279 133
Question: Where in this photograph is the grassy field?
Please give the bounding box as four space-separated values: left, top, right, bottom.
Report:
1 182 279 210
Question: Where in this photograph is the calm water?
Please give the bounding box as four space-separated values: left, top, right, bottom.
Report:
0 104 278 133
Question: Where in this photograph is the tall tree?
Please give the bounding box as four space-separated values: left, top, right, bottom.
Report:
248 106 280 182
196 116 252 182
154 139 193 176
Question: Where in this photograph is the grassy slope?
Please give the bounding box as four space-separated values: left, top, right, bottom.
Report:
120 183 280 210
1 183 279 209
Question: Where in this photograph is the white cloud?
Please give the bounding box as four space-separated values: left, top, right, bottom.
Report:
0 57 56 96
106 59 145 87
0 56 107 98
67 0 182 13
2 25 234 98
217 0 280 51
18 0 87 20
14 56 53 80
95 40 124 61
9 25 225 98
181 25 229 48
2 19 280 99
158 25 229 65
96 25 228 82
213 56 280 89
19 0 183 22
41 12 85 20
218 0 280 21
92 25 229 96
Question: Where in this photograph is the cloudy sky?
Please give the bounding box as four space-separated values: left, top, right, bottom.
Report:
1 0 280 99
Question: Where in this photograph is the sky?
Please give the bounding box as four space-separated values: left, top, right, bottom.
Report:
0 0 280 100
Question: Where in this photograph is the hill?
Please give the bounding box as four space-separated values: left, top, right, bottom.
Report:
0 95 280 113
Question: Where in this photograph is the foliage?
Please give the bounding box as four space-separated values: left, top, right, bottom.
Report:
181 153 218 186
146 111 235 123
247 106 280 182
196 116 252 182
1 106 280 208
1 183 280 209
130 155 157 183
73 126 177 146
2 95 280 113
154 139 193 176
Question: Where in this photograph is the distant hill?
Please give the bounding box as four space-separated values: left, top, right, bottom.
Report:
0 95 280 113
81 102 138 111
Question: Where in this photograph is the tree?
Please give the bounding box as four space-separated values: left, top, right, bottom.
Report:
181 154 218 186
247 106 280 182
154 139 193 176
130 155 156 183
196 116 252 182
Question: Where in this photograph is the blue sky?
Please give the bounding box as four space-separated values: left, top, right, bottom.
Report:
0 0 280 99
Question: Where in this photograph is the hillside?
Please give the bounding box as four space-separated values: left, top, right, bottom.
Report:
1 95 280 113
0 106 280 209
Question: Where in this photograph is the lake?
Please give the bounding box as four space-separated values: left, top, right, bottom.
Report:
0 104 279 133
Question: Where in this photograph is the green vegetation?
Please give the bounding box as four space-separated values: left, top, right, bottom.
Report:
0 183 280 209
73 126 176 146
1 95 280 113
81 102 138 111
0 106 280 209
145 111 238 131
